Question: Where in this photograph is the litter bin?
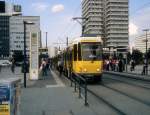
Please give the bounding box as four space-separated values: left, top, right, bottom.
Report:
0 77 21 115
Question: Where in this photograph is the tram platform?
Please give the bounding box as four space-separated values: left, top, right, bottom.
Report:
20 70 95 115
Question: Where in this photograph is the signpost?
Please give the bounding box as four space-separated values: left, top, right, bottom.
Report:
30 32 39 80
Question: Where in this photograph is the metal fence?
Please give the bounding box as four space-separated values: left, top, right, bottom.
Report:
67 72 88 106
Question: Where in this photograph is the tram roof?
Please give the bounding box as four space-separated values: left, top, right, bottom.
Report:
71 36 102 44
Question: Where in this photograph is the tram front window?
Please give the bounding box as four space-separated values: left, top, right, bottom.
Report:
81 43 102 61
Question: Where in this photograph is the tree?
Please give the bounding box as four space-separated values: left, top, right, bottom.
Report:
132 49 143 64
147 48 150 58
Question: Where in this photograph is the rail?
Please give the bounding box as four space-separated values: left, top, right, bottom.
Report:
68 72 88 106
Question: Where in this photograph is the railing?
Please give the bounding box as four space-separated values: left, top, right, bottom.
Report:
67 72 88 106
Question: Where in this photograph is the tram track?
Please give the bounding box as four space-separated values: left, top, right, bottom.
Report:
86 73 150 115
100 82 150 107
103 75 150 90
87 88 126 115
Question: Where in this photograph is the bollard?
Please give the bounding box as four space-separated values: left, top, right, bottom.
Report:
84 83 88 106
74 81 77 92
78 81 81 98
70 76 73 87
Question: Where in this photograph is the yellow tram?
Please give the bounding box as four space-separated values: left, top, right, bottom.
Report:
63 36 103 82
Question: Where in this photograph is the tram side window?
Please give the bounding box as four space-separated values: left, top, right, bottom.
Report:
74 44 77 61
78 43 81 61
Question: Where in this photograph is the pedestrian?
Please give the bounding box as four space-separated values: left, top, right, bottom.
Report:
0 65 1 72
141 59 146 75
118 59 123 72
11 58 15 73
115 60 119 71
58 59 63 77
109 59 113 71
106 59 110 71
112 59 116 71
141 65 146 75
130 59 135 71
41 59 47 78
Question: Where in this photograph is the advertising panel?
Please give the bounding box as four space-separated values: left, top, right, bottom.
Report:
0 85 10 115
0 78 21 115
30 32 39 80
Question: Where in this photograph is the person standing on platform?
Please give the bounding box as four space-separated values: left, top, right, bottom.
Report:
0 65 1 72
118 59 123 72
41 59 47 77
59 59 63 77
11 58 15 73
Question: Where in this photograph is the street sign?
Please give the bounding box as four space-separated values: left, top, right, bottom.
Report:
30 32 39 80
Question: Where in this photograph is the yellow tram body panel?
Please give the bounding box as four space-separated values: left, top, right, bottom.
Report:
73 61 103 76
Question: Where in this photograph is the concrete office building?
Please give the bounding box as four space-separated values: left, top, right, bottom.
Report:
82 0 104 36
0 1 22 57
9 16 41 57
135 33 150 53
82 0 129 50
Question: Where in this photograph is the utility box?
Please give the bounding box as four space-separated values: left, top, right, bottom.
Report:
0 78 21 115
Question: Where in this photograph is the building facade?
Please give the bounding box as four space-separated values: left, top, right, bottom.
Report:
9 16 41 57
0 16 10 57
82 0 104 36
82 0 129 49
0 1 22 57
135 33 150 53
0 1 41 58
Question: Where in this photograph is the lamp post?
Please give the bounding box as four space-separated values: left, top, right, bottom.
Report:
23 21 34 88
72 17 88 36
143 29 149 75
46 32 48 48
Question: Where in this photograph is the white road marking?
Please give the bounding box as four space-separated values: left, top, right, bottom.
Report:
50 70 65 87
46 84 65 88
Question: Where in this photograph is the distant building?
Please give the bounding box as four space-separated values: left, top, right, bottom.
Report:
48 46 58 58
134 33 150 53
82 0 129 50
0 1 41 58
0 1 21 57
9 16 41 57
0 16 10 57
0 1 22 15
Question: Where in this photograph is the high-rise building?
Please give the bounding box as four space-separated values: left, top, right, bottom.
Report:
82 0 129 50
135 33 150 53
82 0 104 36
9 16 41 57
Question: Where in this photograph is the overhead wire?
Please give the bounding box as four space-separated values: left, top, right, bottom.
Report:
130 1 150 19
56 1 82 43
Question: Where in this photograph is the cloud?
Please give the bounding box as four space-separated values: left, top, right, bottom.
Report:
32 3 48 12
129 22 138 36
51 4 64 13
129 6 150 45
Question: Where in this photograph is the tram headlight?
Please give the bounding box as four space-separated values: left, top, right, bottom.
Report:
83 68 87 72
97 68 100 72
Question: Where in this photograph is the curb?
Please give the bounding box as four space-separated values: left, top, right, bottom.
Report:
103 71 150 82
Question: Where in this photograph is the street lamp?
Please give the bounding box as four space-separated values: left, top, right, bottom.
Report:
143 29 149 75
23 21 34 88
46 32 48 48
72 17 88 36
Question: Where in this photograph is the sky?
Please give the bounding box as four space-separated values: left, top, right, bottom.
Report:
5 0 150 47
